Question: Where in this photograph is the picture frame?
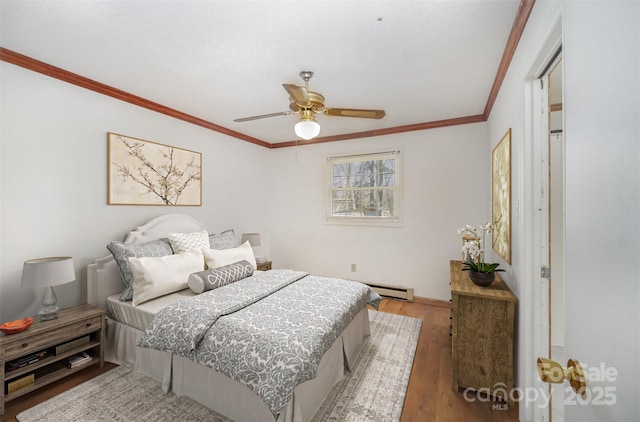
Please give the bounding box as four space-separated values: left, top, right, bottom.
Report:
492 128 511 264
108 133 202 206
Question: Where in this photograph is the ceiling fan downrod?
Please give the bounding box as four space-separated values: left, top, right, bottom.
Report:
299 70 313 89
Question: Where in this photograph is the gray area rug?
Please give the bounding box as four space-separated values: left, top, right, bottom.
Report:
17 310 421 422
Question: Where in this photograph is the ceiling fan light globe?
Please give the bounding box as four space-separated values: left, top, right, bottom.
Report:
294 120 321 140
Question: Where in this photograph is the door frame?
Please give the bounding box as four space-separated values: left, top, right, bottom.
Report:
520 13 563 422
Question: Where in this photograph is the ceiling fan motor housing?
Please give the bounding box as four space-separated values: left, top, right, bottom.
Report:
289 91 325 113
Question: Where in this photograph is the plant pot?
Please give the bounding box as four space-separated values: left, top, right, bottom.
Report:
467 271 495 287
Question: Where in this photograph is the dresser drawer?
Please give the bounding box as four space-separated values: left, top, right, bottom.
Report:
3 316 103 360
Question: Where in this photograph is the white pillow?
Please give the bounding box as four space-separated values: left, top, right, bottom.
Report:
130 249 205 306
168 230 210 254
203 241 257 270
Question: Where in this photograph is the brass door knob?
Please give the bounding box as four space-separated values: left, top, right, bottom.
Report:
537 357 587 395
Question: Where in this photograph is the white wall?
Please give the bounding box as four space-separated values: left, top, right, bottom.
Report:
268 123 489 301
0 62 271 322
489 1 640 420
486 2 564 419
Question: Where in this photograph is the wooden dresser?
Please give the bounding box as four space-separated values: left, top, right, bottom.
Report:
450 260 516 402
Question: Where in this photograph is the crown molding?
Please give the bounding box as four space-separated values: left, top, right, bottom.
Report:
0 47 271 149
0 0 534 148
271 114 487 148
483 0 536 119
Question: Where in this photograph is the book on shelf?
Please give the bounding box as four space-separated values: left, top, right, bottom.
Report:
63 351 92 368
6 373 35 394
6 350 48 371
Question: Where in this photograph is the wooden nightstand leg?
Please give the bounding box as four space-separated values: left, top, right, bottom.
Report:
0 357 4 415
99 320 105 368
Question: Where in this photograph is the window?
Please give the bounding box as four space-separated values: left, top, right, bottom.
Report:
327 150 402 226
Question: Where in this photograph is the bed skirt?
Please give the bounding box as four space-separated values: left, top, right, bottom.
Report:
104 307 371 422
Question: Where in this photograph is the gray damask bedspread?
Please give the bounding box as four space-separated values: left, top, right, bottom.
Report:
138 269 381 418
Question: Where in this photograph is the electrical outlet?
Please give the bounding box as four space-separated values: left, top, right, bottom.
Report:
351 263 357 272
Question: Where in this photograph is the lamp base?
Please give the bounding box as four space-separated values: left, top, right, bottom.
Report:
37 305 60 321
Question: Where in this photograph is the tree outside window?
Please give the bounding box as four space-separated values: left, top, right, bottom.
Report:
327 151 401 225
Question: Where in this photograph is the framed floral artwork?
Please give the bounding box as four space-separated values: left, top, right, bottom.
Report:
492 128 511 264
108 133 202 206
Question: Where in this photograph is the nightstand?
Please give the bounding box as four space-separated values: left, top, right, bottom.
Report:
256 261 272 271
0 304 105 415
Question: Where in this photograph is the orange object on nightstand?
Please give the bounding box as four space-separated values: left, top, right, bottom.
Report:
0 317 34 335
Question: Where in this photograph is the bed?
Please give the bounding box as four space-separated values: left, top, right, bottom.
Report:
87 214 380 421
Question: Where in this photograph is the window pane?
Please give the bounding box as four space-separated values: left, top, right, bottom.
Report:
332 190 362 216
328 152 400 222
332 175 348 189
360 189 395 216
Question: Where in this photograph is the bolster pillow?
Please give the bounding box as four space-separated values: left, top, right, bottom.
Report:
187 260 254 294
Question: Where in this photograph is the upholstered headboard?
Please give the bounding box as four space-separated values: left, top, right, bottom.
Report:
87 214 207 309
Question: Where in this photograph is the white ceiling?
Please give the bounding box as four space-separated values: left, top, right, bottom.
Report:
0 1 521 145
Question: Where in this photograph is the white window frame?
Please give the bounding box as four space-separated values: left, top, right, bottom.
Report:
325 149 403 227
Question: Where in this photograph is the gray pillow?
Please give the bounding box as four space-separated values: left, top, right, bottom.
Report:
107 238 174 301
208 229 238 250
187 260 254 294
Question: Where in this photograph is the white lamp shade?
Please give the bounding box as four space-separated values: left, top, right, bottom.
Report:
241 233 261 247
21 257 75 288
294 119 321 140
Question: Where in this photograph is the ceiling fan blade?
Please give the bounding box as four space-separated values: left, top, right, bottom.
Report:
234 111 292 122
325 108 386 119
283 84 310 106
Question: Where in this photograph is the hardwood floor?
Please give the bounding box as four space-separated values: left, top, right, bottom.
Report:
378 298 519 422
2 362 118 421
3 298 519 421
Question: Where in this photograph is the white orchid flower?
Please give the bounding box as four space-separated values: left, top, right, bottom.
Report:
458 221 503 273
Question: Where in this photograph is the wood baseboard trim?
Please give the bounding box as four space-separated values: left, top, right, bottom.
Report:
413 296 451 308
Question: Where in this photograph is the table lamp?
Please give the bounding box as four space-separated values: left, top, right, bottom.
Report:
241 233 260 247
21 256 75 321
241 233 266 263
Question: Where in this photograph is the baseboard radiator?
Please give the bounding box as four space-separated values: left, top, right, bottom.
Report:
366 282 414 302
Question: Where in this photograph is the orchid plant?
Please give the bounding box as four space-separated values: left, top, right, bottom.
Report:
457 222 505 274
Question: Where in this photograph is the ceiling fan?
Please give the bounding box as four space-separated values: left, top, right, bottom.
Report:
233 71 386 140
